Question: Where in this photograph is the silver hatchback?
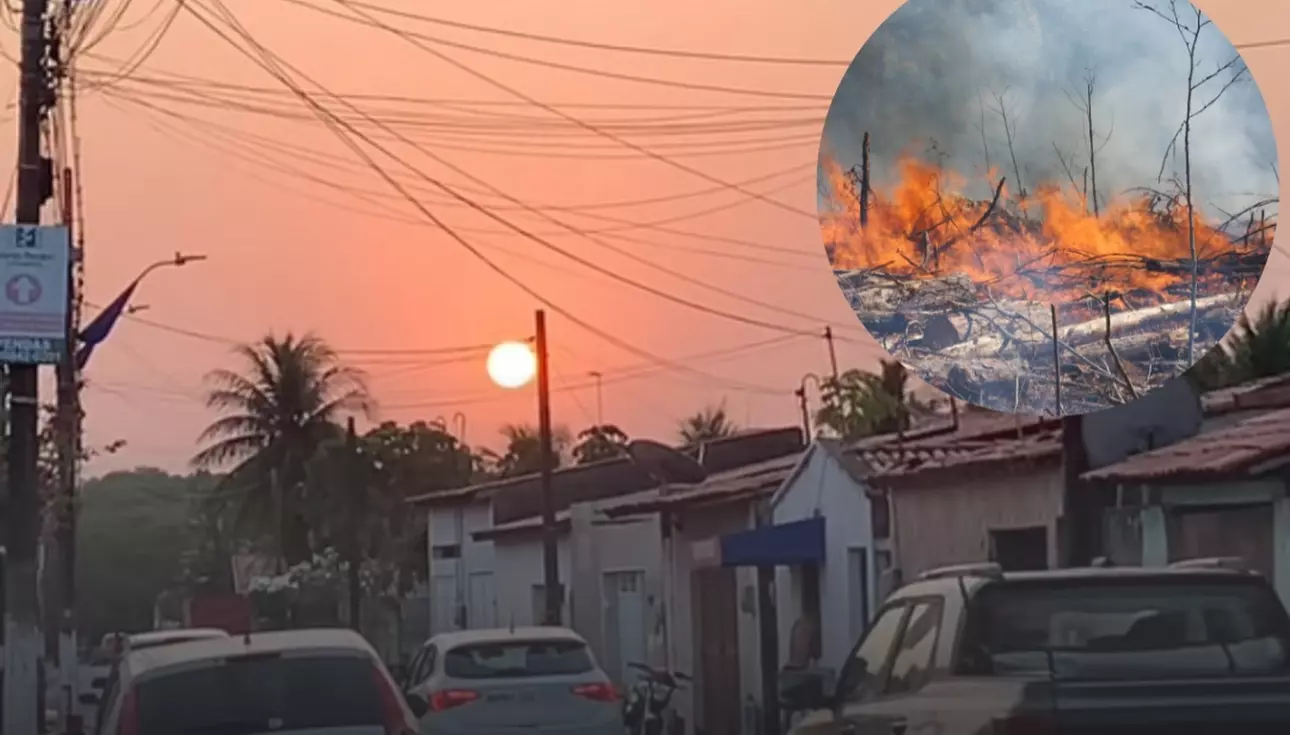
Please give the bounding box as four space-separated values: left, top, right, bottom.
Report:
402 627 620 735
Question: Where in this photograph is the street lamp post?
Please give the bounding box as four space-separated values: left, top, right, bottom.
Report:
51 251 207 724
795 373 823 439
487 310 562 625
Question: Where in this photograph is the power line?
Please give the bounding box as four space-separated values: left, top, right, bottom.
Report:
179 0 794 396
80 300 503 356
101 85 823 272
78 61 828 112
187 0 845 343
318 0 819 219
279 0 834 102
335 0 851 67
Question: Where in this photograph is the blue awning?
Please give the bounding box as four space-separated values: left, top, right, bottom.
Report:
719 516 825 567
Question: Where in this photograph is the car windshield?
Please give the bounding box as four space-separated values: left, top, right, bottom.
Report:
963 579 1290 680
443 639 595 679
137 654 385 735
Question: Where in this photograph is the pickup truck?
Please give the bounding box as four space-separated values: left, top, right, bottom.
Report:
786 558 1290 735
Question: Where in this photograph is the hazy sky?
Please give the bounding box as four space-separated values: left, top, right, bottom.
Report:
0 0 1284 476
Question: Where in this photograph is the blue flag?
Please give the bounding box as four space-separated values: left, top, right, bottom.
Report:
76 279 139 370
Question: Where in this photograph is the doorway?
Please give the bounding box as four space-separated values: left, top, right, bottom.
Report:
602 570 648 687
990 526 1049 571
694 567 740 735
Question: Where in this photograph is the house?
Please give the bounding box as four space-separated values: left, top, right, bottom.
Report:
1083 403 1290 609
406 428 805 649
407 455 676 634
865 426 1064 576
593 452 803 735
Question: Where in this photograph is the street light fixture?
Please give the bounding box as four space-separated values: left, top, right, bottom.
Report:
487 310 562 626
75 252 208 369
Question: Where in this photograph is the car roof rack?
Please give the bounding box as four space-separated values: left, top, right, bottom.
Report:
1168 556 1249 571
917 562 1004 581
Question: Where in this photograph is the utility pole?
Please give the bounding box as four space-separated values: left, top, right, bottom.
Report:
588 371 603 426
6 0 54 732
823 327 840 383
534 310 562 625
345 417 362 633
56 165 81 731
794 386 811 439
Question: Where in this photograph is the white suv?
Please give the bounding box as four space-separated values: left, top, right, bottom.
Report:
91 628 422 735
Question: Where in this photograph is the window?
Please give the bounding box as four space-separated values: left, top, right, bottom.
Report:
885 600 943 694
407 645 437 687
402 648 426 688
837 604 907 703
443 640 595 679
432 544 462 560
961 580 1290 680
136 654 387 734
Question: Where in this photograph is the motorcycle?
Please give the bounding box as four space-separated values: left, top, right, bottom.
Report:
621 661 690 735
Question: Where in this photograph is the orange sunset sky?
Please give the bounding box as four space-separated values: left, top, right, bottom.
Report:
1 0 1285 475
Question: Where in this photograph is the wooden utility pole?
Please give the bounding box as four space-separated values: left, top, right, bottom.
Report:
535 310 562 625
346 417 362 633
5 0 54 732
823 327 839 384
56 164 81 731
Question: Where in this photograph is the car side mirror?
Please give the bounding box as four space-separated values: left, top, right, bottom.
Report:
78 692 101 707
405 692 429 719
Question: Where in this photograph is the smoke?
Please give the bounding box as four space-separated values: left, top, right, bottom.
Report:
819 0 1279 221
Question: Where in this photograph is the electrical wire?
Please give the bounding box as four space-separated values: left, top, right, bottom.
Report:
334 0 851 67
314 0 819 219
179 0 794 395
187 1 844 345
279 0 834 102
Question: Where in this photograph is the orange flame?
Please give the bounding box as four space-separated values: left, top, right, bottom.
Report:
820 152 1272 305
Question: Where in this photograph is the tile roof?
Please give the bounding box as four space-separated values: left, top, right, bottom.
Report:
1201 371 1290 417
861 429 1063 488
599 452 803 517
1081 406 1290 485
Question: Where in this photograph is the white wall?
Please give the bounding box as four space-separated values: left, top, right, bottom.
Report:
426 502 496 634
492 535 572 627
771 446 878 677
672 503 762 735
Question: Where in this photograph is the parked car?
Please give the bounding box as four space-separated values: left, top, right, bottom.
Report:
82 628 420 735
401 626 620 735
786 558 1290 735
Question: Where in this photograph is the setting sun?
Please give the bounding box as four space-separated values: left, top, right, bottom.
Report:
487 341 537 389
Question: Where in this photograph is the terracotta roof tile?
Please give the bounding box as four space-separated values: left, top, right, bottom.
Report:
1082 406 1290 484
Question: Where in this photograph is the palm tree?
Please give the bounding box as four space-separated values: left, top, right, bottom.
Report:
191 333 372 566
677 402 738 445
495 422 571 477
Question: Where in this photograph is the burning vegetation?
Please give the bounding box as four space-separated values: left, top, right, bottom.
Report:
822 134 1276 416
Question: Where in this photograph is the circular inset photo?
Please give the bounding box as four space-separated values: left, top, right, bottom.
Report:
819 0 1278 416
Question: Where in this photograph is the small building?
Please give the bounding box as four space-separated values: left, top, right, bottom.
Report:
1083 405 1290 609
595 453 802 735
862 416 1063 579
408 455 671 634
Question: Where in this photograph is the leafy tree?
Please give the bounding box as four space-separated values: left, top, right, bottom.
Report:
571 424 630 465
76 468 198 639
191 333 372 566
1189 298 1290 389
677 402 738 445
816 360 928 441
493 422 571 477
